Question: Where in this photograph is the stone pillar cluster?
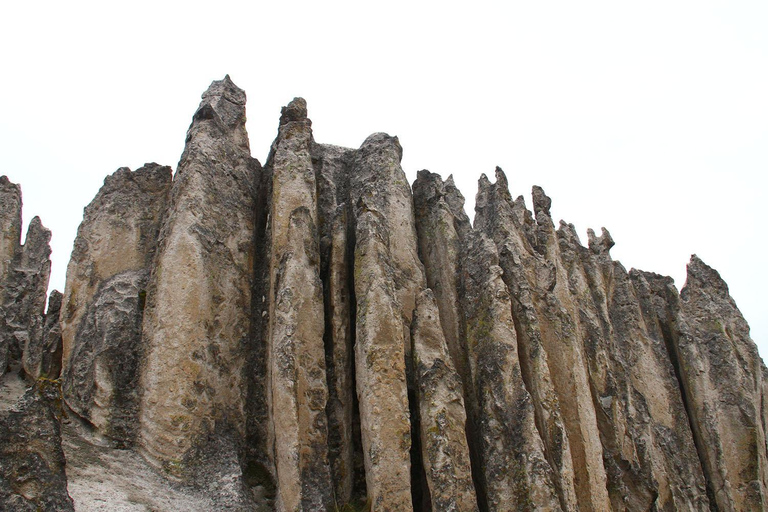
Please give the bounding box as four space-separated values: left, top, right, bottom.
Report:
1 76 766 511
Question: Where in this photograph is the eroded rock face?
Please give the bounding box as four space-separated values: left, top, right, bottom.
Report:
264 98 333 510
0 177 22 376
670 256 768 511
312 141 359 504
413 171 471 390
412 289 477 511
2 80 765 511
461 231 561 511
474 169 582 510
138 76 259 473
1 215 52 380
348 133 422 510
60 163 172 368
63 270 148 446
558 224 710 510
24 289 63 380
0 177 21 287
0 378 74 511
59 163 171 447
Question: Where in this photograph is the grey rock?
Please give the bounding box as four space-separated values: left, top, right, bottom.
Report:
474 170 583 510
412 289 478 511
349 132 424 510
0 378 74 511
3 79 765 512
671 256 768 511
0 176 21 287
460 231 561 511
24 289 64 380
558 223 710 510
1 216 51 379
63 270 148 447
413 170 471 393
60 163 172 369
313 141 360 504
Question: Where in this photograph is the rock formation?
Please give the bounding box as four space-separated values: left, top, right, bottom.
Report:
0 76 765 511
0 379 74 511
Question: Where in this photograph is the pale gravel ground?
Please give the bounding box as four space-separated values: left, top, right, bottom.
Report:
62 419 220 511
0 372 27 412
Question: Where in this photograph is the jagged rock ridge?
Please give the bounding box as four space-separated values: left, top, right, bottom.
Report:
0 76 765 511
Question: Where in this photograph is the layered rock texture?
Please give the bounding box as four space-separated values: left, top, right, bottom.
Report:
0 77 765 511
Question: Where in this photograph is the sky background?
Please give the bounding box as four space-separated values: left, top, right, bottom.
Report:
1 1 766 357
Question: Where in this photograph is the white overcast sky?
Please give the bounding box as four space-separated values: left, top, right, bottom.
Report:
2 1 766 358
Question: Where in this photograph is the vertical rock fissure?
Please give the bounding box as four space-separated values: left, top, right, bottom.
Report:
408 383 431 511
505 297 569 510
242 161 276 502
345 224 368 505
659 320 718 511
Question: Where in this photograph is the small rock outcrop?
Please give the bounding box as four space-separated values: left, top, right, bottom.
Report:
0 378 74 511
0 77 764 511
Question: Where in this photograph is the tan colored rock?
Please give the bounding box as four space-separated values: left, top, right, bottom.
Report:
37 290 63 380
60 164 171 368
59 164 170 445
667 256 768 511
138 76 258 473
412 289 477 511
349 133 423 510
63 270 148 446
474 169 582 510
1 217 51 379
557 222 710 510
461 231 561 511
265 98 333 510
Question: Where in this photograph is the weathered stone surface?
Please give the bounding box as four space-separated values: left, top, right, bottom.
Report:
4 81 768 512
58 163 170 448
663 256 768 511
412 289 477 511
349 133 423 510
461 231 561 511
264 97 333 510
558 223 710 510
23 289 63 380
0 376 74 511
413 171 471 391
60 163 172 368
1 216 51 380
474 169 582 510
0 176 21 286
63 270 147 446
138 76 259 474
0 177 22 376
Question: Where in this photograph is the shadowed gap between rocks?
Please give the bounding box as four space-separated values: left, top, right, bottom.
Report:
658 319 719 511
242 161 276 503
320 206 369 506
408 383 432 511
